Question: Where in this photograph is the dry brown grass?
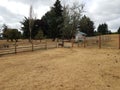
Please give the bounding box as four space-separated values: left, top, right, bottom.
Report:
0 47 120 90
103 34 119 48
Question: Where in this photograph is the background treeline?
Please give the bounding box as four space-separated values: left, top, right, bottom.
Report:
2 24 21 41
1 0 120 41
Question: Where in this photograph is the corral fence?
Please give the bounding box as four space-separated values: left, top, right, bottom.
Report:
0 38 73 56
0 39 59 56
0 34 120 56
72 34 120 49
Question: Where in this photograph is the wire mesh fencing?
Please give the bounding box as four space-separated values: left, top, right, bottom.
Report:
70 34 120 49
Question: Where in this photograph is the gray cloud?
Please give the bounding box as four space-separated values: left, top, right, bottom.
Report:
0 0 120 32
9 0 55 7
0 5 24 29
9 0 39 5
86 0 120 31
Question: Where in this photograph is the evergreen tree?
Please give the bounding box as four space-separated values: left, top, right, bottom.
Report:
3 28 21 42
41 0 63 41
118 27 120 34
21 17 30 39
79 15 94 36
35 29 44 42
2 24 8 39
97 23 109 35
21 17 43 39
52 0 63 40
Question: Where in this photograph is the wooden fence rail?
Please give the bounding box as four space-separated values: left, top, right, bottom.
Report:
0 35 120 56
0 40 58 56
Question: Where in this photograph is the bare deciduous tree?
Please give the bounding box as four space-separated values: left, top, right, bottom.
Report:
29 5 36 42
70 2 85 37
62 2 85 39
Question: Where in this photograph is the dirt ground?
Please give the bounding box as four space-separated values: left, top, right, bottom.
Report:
0 48 120 90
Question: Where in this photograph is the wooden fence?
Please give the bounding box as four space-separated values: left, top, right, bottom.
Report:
0 39 59 56
70 34 120 49
0 34 120 56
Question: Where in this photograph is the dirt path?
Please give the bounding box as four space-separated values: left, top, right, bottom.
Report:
0 48 120 90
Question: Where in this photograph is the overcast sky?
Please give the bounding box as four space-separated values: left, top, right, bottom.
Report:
0 0 120 32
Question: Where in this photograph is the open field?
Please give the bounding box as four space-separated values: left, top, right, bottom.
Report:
0 48 120 90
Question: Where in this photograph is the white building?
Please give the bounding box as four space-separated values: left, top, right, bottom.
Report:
75 31 86 42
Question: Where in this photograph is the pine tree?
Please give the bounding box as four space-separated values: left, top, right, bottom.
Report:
35 30 44 42
97 23 108 35
79 15 94 36
118 27 120 34
52 0 63 40
41 0 63 41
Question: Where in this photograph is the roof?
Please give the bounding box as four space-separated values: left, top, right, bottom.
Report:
75 31 87 36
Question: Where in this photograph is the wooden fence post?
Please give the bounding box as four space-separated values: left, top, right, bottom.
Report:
119 34 120 49
56 38 58 48
77 39 80 47
99 35 101 49
84 36 86 48
62 39 64 48
77 41 79 47
71 37 74 48
46 39 48 49
31 40 34 51
15 41 17 54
